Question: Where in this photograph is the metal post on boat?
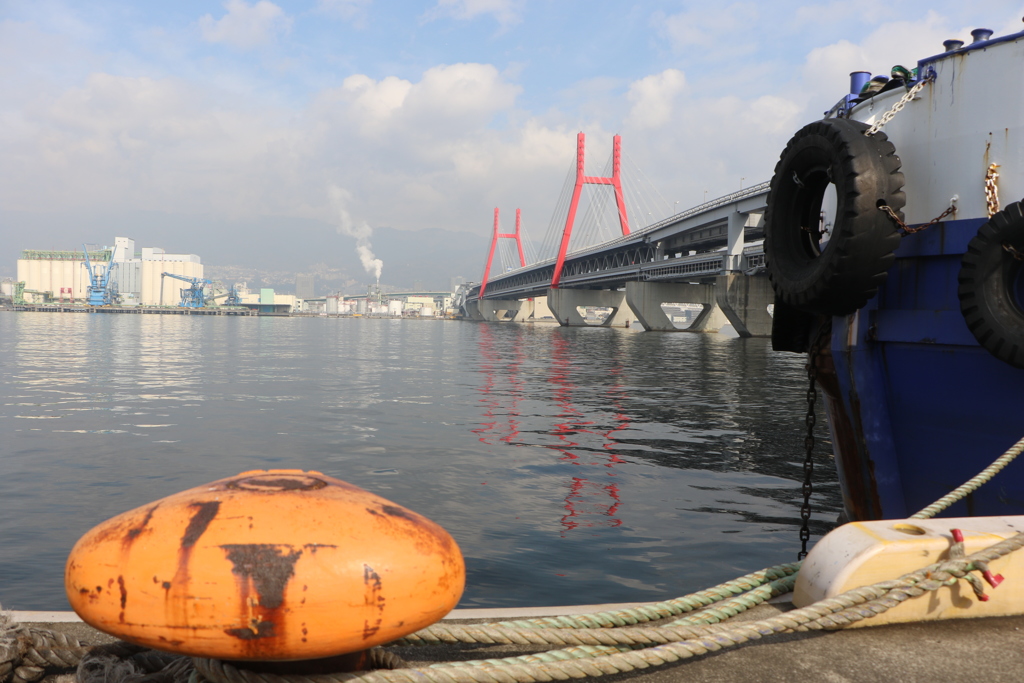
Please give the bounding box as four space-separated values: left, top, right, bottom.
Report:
971 28 994 43
849 71 870 96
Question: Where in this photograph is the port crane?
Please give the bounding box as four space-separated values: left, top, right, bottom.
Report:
207 284 241 306
82 246 118 306
12 282 53 305
162 272 212 308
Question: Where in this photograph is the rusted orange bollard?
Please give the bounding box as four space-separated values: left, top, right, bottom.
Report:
65 470 465 661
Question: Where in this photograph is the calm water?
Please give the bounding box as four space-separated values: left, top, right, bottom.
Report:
0 312 839 611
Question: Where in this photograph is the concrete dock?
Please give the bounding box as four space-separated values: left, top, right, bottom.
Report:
12 602 1024 683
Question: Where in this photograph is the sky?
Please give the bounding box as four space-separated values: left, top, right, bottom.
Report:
3 0 1024 283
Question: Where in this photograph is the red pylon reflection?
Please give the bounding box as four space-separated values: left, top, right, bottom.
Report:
561 477 622 531
474 327 630 533
471 325 524 445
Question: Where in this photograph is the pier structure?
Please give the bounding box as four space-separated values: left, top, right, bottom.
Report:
10 304 256 315
465 134 773 336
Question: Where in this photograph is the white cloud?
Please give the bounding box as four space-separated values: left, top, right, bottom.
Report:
0 59 539 240
408 63 520 120
199 0 292 49
339 74 413 134
1 71 300 217
802 13 950 88
327 63 521 139
426 0 524 26
9 4 1024 278
625 69 686 129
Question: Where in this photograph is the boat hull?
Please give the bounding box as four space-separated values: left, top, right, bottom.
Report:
822 217 1024 520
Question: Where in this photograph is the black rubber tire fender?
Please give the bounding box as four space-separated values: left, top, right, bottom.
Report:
958 201 1024 369
764 118 906 316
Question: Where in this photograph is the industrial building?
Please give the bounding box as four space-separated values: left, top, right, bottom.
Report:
16 237 204 306
236 287 299 314
325 290 455 317
295 275 315 300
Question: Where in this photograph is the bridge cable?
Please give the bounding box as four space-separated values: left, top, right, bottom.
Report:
623 154 672 228
539 157 580 263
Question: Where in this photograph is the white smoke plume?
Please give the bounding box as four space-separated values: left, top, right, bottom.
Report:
328 185 384 282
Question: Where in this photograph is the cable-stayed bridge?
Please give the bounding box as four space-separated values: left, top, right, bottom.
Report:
463 133 775 336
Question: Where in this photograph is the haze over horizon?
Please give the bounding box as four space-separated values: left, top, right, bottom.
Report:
3 1 1022 290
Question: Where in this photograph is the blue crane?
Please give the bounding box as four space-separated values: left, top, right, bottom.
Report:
162 272 213 308
82 246 118 306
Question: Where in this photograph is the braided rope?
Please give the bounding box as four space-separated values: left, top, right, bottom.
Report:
667 574 796 626
407 576 797 673
487 563 800 631
0 611 91 683
192 532 1024 683
6 436 1024 683
911 435 1024 519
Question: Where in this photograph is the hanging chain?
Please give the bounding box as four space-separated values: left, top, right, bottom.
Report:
985 164 1001 217
986 164 1011 257
877 201 956 234
863 73 935 136
799 320 832 560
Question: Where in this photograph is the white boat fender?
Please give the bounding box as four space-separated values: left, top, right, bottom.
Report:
793 516 1024 627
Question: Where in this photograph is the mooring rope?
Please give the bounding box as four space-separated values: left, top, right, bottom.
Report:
187 431 1024 683
911 435 1024 520
190 532 1024 683
0 610 91 683
3 435 1023 683
412 562 801 635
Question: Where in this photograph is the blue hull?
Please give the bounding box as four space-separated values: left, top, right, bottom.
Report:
823 217 1024 520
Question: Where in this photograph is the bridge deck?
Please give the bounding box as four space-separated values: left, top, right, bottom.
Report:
475 183 771 301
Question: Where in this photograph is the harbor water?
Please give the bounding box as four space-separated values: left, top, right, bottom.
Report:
0 313 840 611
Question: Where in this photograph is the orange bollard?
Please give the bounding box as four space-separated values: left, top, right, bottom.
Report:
65 470 465 661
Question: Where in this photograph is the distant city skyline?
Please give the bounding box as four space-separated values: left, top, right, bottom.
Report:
3 1 1022 285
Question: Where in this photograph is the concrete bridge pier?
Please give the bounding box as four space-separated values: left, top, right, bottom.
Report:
477 299 524 322
518 296 555 322
624 281 728 332
714 273 773 337
547 288 631 327
463 299 485 321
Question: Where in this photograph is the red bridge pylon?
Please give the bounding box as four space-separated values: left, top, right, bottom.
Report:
551 133 631 288
479 207 526 298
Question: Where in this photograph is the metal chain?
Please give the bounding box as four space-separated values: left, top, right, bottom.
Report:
799 320 832 560
985 163 1001 217
878 202 956 234
864 73 934 136
1004 243 1024 261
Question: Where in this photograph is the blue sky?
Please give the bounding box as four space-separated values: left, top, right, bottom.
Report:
3 0 1024 278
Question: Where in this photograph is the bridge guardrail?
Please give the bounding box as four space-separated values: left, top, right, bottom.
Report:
642 256 724 281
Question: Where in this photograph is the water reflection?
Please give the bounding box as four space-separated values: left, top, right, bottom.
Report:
0 313 840 612
469 324 840 539
474 326 629 532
